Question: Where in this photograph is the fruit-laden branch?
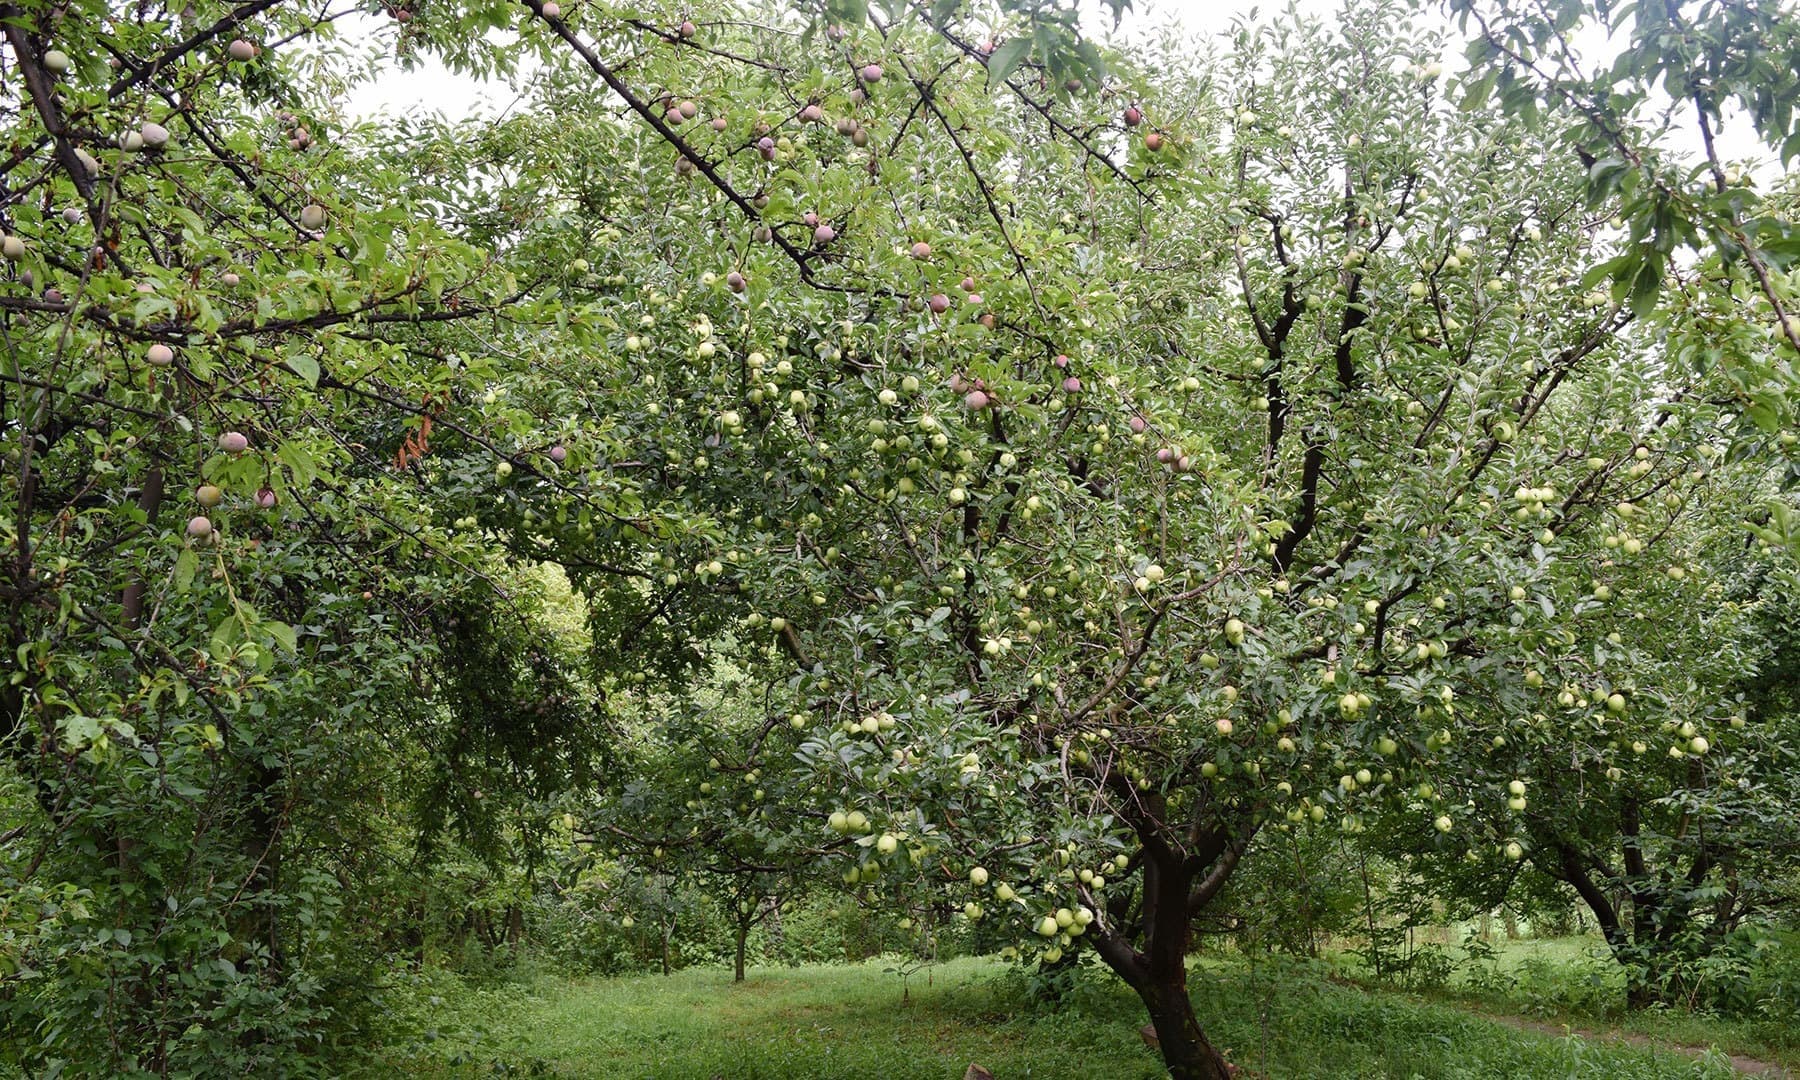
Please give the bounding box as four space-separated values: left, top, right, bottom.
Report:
1463 4 1800 356
1062 604 1168 726
149 86 317 237
1290 303 1633 599
906 4 1152 199
1060 557 1243 726
101 0 290 102
623 18 792 73
526 1 856 297
1453 306 1633 499
6 277 538 344
3 21 99 204
587 822 837 872
1 0 290 201
892 47 1048 322
303 368 644 533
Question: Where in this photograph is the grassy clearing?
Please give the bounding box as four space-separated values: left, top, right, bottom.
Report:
375 954 1756 1079
1312 933 1799 1072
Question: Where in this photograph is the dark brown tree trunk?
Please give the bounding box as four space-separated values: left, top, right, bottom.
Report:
236 760 286 968
734 912 750 983
1550 838 1715 1011
1131 964 1232 1080
1089 814 1239 1080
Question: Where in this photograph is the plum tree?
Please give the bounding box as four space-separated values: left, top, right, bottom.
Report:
0 2 607 1071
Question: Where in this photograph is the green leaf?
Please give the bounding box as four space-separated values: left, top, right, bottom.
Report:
173 547 197 593
263 621 298 655
285 350 321 388
1461 72 1496 112
825 0 869 29
1627 254 1664 319
277 441 319 488
987 38 1032 91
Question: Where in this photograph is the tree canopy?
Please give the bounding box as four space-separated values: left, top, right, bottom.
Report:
2 0 1797 1076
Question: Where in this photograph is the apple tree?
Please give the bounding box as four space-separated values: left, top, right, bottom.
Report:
460 0 1797 1074
1363 451 1800 1007
579 655 836 983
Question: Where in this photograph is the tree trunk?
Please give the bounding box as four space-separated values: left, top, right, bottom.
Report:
766 894 785 961
1133 965 1233 1080
734 913 750 983
1089 824 1237 1080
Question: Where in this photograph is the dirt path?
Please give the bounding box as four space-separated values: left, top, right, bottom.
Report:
1468 1008 1793 1078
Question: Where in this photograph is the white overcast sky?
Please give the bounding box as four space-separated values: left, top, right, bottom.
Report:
339 0 1768 167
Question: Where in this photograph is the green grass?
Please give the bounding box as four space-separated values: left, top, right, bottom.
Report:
1379 933 1800 1073
373 954 1756 1079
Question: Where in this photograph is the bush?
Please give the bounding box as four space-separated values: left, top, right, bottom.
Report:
1511 952 1621 1017
1728 926 1800 1023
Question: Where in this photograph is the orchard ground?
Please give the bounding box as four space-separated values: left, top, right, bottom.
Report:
378 939 1799 1079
